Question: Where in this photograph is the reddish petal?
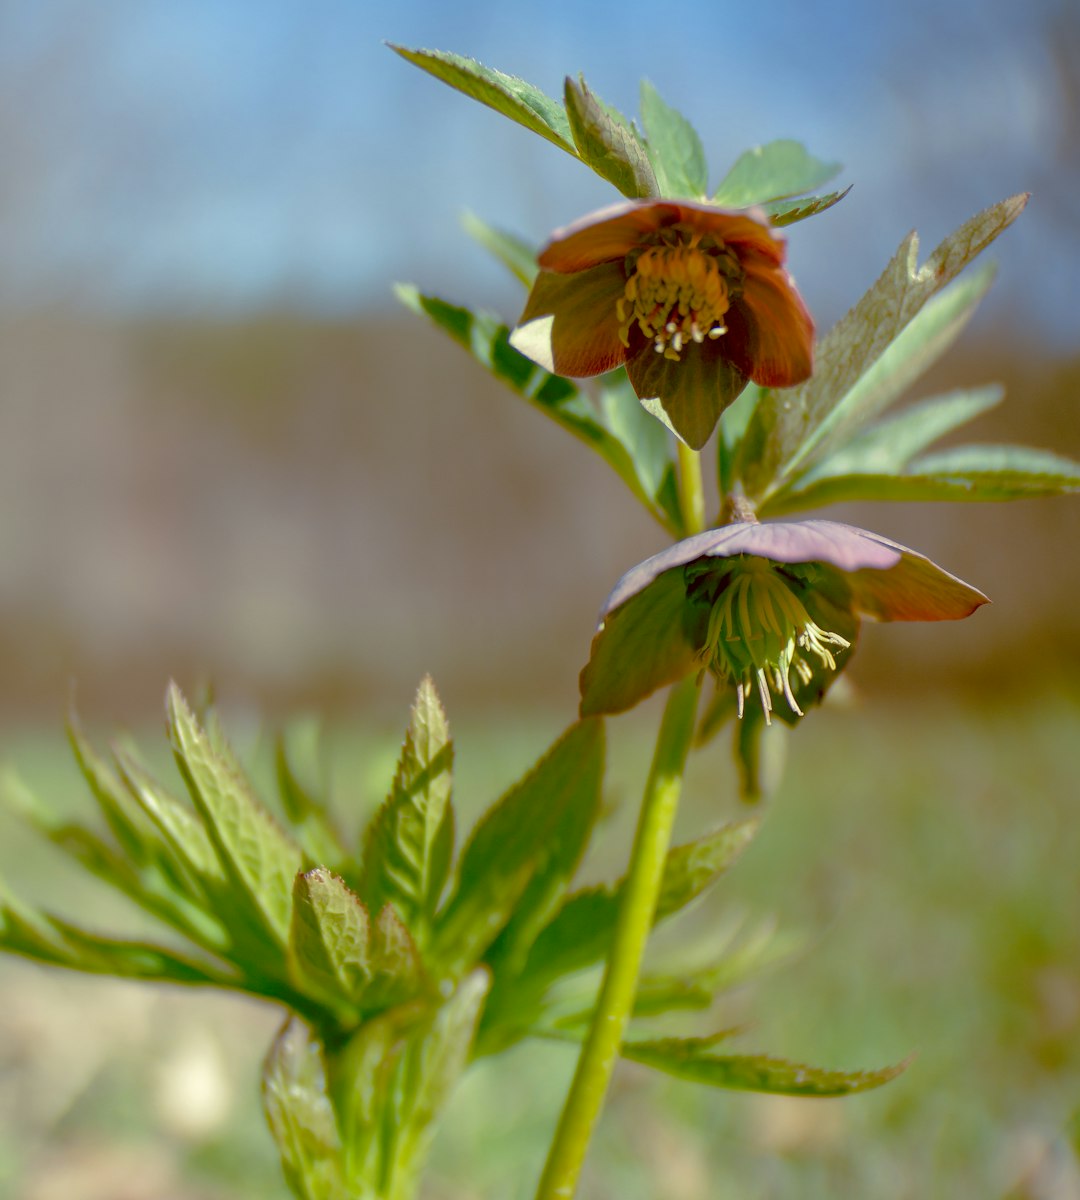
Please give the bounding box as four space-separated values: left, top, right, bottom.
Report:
510 263 627 378
848 551 989 621
678 204 787 267
625 339 747 450
538 201 684 273
725 258 814 387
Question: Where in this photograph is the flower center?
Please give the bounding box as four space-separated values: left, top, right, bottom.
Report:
616 227 742 361
686 556 851 725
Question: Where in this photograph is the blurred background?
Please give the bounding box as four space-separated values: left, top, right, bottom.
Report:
1 2 1079 1198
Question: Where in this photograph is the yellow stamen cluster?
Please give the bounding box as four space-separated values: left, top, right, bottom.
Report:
692 557 850 725
616 235 735 361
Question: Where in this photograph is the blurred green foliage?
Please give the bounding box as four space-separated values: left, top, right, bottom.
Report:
2 690 1077 1198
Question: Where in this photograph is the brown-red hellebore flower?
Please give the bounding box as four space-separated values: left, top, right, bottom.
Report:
579 519 988 721
510 200 815 450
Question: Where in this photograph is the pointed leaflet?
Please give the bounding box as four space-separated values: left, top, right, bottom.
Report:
739 194 1029 501
762 188 851 227
461 211 538 288
713 140 842 207
262 1019 347 1200
388 45 575 154
597 370 677 522
167 683 303 947
433 719 604 974
360 677 454 941
623 1037 906 1096
396 286 681 533
756 261 997 508
639 80 708 198
789 385 1005 485
564 76 658 199
290 870 426 1017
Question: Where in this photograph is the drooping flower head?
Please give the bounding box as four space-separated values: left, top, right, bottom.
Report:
510 200 814 449
580 519 988 720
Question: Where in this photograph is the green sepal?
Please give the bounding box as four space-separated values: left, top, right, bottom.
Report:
262 1019 348 1200
762 187 852 226
639 79 708 198
713 139 842 208
739 193 1029 505
167 682 304 949
461 211 539 288
359 677 454 944
395 285 681 533
623 1037 908 1096
388 45 575 154
564 75 658 199
433 719 604 975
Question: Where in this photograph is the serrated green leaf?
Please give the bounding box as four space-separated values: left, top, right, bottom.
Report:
114 747 225 885
623 1038 907 1096
768 442 1080 511
2 766 220 949
359 678 454 942
396 286 680 533
521 819 758 991
793 385 1005 483
0 877 226 984
388 45 574 154
290 869 372 1013
762 187 851 226
461 212 538 288
263 1018 348 1200
639 79 708 198
713 140 842 207
564 76 658 199
758 262 997 510
739 194 1029 502
434 720 604 973
67 715 155 868
167 683 303 948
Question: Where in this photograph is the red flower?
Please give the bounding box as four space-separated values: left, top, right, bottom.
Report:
510 200 814 450
579 519 988 720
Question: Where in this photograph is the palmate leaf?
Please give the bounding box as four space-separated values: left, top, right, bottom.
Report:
564 76 658 199
167 683 304 950
639 79 708 198
433 719 604 975
395 285 682 533
359 677 454 944
388 45 575 154
713 139 843 208
738 193 1029 504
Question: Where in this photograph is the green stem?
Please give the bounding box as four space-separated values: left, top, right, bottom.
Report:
533 674 701 1200
676 439 707 536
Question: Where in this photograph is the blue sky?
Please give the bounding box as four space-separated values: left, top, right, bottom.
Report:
1 0 1075 339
